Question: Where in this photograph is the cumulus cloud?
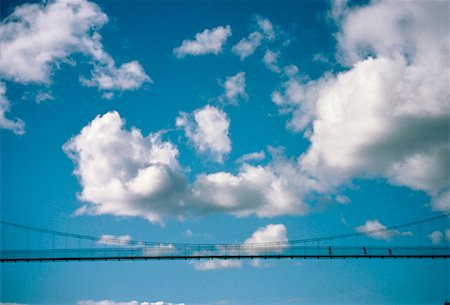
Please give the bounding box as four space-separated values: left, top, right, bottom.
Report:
272 0 449 210
232 16 276 60
63 111 188 224
176 105 231 162
355 219 412 241
64 111 324 224
65 112 321 223
220 72 247 105
428 231 443 244
190 151 317 218
77 300 185 305
173 26 231 58
0 0 150 89
243 224 287 249
0 82 25 134
194 223 288 270
81 60 151 92
271 67 330 132
0 0 150 132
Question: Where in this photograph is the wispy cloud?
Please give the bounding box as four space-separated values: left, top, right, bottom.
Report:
232 16 276 60
236 151 266 164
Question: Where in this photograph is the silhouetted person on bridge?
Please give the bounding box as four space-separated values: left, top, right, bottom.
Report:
328 246 332 255
388 248 392 256
363 247 367 255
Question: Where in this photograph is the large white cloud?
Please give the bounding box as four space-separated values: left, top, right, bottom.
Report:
63 111 188 224
190 151 317 218
176 105 231 162
0 0 150 132
273 0 449 211
173 26 231 58
0 0 150 89
64 113 320 222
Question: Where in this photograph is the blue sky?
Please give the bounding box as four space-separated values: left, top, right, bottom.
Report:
0 0 449 304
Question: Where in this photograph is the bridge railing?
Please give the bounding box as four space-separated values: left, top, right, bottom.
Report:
2 244 449 261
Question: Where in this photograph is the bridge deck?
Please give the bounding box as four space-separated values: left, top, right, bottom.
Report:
2 246 449 262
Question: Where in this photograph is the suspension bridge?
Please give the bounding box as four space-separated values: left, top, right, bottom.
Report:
1 213 449 262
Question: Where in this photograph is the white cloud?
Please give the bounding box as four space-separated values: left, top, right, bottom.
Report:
142 244 176 256
0 82 25 135
97 234 132 246
194 259 242 271
271 67 330 132
256 16 276 41
190 151 316 218
82 60 151 93
220 72 247 105
0 303 29 305
35 91 54 104
263 50 281 73
355 219 411 241
0 0 149 89
183 229 194 238
63 111 188 224
272 1 449 210
335 195 350 205
77 300 185 305
0 0 150 132
428 230 443 244
176 105 231 162
232 32 263 60
446 229 450 241
236 151 266 163
173 26 231 58
312 53 329 64
0 0 106 83
231 16 276 60
194 223 288 270
243 224 288 250
65 113 320 222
